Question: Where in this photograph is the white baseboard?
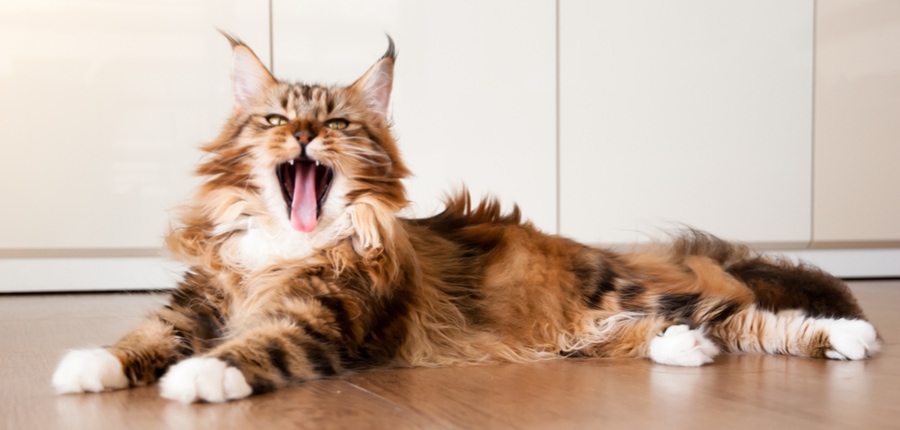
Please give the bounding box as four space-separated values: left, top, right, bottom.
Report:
0 257 186 293
768 248 900 279
1 248 897 293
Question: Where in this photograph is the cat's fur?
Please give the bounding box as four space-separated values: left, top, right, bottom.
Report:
53 36 880 403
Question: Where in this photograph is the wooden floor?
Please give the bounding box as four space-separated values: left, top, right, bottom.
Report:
2 281 898 430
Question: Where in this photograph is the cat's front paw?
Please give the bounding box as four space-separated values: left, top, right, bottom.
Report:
159 357 252 403
649 324 719 367
349 203 385 259
824 319 880 360
52 348 129 394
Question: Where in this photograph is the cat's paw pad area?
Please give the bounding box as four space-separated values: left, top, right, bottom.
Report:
159 357 252 403
52 348 129 394
825 319 881 360
649 324 719 367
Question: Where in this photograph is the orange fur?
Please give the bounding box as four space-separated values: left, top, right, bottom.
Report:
55 36 879 402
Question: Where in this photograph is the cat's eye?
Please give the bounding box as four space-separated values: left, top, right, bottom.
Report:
265 114 289 126
324 119 349 130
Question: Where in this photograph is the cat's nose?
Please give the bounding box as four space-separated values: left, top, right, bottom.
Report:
294 130 311 145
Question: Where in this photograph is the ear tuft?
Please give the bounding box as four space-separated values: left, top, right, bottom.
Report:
382 35 397 62
217 29 243 48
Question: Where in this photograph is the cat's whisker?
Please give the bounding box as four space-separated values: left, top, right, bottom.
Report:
339 152 392 166
52 36 879 406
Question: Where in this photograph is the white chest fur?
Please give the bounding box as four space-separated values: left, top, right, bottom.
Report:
235 209 357 272
237 218 316 271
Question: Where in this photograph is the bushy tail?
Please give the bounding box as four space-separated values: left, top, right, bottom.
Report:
671 229 866 320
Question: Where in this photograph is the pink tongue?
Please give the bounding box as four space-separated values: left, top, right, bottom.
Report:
290 162 318 232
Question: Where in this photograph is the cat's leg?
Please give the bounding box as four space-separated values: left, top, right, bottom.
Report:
53 277 227 394
159 318 342 403
709 306 881 359
572 313 720 367
53 313 187 394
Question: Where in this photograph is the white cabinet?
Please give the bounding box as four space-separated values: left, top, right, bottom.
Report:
271 0 558 233
0 0 269 252
2 1 897 291
813 0 900 246
559 0 814 245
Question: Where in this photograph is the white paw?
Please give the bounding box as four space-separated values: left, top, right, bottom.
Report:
349 203 385 258
649 324 719 367
825 319 880 360
159 357 252 403
52 348 129 394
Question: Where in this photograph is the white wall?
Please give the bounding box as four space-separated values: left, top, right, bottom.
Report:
0 0 269 251
0 0 897 292
813 0 900 245
559 0 814 246
271 0 558 232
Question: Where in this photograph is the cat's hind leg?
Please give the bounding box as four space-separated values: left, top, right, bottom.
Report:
569 313 720 367
710 306 880 360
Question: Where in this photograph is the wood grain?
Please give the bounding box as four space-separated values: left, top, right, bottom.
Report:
1 281 897 429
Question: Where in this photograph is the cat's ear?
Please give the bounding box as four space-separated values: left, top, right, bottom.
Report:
221 32 275 113
350 36 396 124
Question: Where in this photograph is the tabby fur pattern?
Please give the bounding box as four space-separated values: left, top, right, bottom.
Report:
53 35 880 403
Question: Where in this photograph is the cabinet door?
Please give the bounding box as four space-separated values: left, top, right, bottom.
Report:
0 0 270 253
272 0 558 233
813 0 900 246
559 1 813 245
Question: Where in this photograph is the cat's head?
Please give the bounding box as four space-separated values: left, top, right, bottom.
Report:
186 35 411 266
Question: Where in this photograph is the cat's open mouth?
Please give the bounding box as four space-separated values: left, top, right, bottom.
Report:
276 157 334 233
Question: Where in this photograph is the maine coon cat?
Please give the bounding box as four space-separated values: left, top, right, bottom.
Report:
53 35 880 403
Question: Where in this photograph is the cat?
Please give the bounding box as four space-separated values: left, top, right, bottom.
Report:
53 34 880 403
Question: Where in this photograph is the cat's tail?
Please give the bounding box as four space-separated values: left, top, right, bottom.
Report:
667 230 881 359
670 229 866 320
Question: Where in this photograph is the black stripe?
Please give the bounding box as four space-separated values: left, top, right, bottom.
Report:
219 353 274 395
250 378 275 394
315 295 354 337
265 341 293 380
170 326 195 356
219 353 241 371
617 285 645 309
301 85 312 101
299 320 353 365
657 293 701 320
325 93 335 113
154 355 178 380
169 288 194 309
297 320 334 344
706 302 742 324
588 269 618 308
300 341 338 377
356 289 412 365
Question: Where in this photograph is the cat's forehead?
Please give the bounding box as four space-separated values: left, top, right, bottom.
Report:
278 83 343 117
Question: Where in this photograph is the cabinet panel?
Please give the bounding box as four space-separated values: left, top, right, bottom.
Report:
560 0 813 245
813 0 900 245
0 0 270 251
272 0 558 233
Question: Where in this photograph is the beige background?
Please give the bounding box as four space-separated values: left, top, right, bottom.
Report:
0 0 898 291
813 0 900 245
